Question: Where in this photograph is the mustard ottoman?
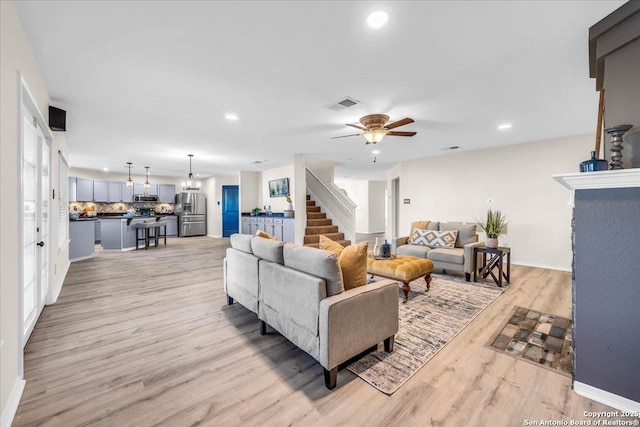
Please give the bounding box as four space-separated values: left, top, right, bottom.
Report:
367 255 434 303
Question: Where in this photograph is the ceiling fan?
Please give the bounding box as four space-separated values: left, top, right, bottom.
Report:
332 114 416 144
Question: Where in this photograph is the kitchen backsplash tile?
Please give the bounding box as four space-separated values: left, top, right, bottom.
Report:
70 202 174 214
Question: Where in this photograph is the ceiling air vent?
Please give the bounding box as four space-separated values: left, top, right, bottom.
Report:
327 96 360 111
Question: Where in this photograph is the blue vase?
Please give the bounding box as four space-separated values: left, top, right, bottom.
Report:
381 240 391 258
579 151 608 172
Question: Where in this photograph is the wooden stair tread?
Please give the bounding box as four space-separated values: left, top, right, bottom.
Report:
305 225 339 235
307 219 332 226
304 240 351 248
306 212 326 220
303 232 345 244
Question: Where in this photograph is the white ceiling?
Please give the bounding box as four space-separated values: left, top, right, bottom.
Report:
15 1 624 180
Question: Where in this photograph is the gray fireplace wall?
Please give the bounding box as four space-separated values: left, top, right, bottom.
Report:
573 187 640 401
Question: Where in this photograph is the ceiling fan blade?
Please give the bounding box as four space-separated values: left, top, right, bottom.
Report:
385 117 414 130
331 134 361 139
345 123 366 130
387 131 417 137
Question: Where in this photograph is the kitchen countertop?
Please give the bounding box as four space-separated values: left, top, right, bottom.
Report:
241 213 291 217
70 217 98 222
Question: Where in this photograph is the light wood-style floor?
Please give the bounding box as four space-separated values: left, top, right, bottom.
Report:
14 237 617 426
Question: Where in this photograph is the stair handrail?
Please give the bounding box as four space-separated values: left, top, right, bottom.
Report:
305 167 357 243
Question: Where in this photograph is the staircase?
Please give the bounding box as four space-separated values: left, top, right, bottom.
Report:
304 195 351 248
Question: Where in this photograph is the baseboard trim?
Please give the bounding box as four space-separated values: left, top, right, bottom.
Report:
207 234 222 238
69 254 93 262
49 259 70 304
1 377 25 427
511 260 571 272
574 381 640 412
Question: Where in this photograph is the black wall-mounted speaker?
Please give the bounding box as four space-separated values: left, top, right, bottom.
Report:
49 106 66 131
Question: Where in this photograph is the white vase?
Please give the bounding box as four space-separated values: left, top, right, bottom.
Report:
373 237 381 256
486 237 499 248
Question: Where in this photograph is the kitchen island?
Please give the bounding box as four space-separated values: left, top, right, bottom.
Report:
100 216 177 250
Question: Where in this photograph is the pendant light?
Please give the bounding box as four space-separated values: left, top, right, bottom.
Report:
144 166 151 190
126 162 133 187
182 154 200 190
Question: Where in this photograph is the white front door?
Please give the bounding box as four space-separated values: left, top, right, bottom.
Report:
22 106 51 346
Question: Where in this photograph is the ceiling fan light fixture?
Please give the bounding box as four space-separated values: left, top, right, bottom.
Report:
366 11 389 29
363 128 387 144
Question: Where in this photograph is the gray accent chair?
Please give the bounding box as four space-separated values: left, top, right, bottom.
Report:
393 222 484 281
224 234 399 389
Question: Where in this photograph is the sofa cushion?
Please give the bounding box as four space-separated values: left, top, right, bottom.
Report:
411 229 458 248
283 244 344 296
230 233 253 254
396 243 430 258
256 229 277 240
250 236 285 264
319 236 369 290
439 223 478 248
427 247 464 265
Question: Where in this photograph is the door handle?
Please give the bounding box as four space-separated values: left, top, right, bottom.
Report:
37 241 45 247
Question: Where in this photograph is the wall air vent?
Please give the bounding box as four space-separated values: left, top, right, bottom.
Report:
327 96 360 111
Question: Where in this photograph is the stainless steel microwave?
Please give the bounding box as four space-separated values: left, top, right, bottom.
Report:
133 194 158 202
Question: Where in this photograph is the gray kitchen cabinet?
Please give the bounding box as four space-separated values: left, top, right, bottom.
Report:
241 217 251 234
76 178 93 202
108 181 122 203
283 218 294 243
164 216 178 236
95 219 101 243
265 218 283 240
158 184 176 203
134 183 157 195
120 182 134 203
68 177 77 202
93 180 108 202
69 220 96 261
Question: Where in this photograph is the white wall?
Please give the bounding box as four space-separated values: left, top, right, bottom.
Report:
368 181 386 233
335 179 386 233
1 1 69 422
239 171 259 215
395 134 593 270
335 179 369 232
258 164 294 213
201 175 239 237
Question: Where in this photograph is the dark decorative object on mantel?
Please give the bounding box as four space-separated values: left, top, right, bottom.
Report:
579 151 608 172
605 124 633 170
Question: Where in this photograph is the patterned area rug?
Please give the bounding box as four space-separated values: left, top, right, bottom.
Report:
347 274 504 395
485 306 573 376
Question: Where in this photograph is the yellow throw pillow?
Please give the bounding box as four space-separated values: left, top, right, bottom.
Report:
319 234 343 255
256 229 277 240
408 220 430 243
339 241 369 290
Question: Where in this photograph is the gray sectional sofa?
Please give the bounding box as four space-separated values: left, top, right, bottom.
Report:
224 234 399 389
394 221 483 281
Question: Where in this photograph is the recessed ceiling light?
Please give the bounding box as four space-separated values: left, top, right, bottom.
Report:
372 150 380 154
366 11 389 29
498 123 512 130
225 113 238 121
103 167 109 171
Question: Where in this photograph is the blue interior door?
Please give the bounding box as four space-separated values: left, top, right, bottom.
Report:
222 185 239 237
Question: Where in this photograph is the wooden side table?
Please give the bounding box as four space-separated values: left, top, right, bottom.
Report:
473 246 511 287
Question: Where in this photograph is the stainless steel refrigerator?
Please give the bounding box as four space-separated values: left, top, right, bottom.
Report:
175 192 207 237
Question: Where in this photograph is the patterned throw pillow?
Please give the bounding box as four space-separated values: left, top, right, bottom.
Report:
411 229 458 248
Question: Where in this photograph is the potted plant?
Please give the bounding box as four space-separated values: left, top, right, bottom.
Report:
474 209 508 248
